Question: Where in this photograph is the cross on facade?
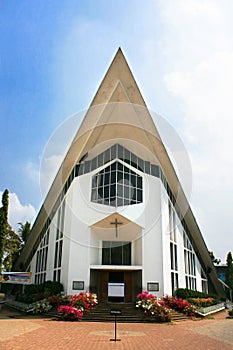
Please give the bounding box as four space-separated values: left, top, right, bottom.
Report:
110 218 123 238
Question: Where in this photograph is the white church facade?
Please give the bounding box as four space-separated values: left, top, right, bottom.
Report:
16 49 225 302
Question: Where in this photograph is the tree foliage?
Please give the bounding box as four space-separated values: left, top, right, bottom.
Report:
0 189 9 273
226 251 233 290
209 251 221 265
0 189 31 272
18 221 31 244
3 224 23 271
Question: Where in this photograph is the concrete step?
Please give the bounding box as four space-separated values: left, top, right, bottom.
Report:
82 302 190 323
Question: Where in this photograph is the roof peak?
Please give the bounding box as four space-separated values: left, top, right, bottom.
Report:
89 47 146 107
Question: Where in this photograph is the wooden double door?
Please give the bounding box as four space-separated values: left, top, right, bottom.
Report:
99 270 132 302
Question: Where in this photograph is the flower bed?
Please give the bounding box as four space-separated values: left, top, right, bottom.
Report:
186 297 216 308
136 291 198 322
57 305 83 321
136 291 172 322
26 291 98 321
162 295 196 316
56 291 98 321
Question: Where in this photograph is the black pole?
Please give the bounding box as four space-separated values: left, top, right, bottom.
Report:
110 310 121 341
114 315 117 341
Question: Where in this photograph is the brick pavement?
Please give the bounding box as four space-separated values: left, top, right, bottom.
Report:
0 308 232 350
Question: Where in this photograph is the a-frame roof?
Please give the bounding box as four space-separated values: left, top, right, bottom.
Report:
15 48 225 297
91 47 147 107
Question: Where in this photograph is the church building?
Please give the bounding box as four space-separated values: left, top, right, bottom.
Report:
15 49 225 302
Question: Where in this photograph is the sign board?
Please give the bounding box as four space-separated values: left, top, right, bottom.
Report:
147 282 159 292
73 281 84 290
108 283 125 297
0 272 32 285
110 310 122 316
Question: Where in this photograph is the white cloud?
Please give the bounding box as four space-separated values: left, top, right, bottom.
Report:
26 160 40 183
39 154 64 198
0 191 36 231
158 0 233 261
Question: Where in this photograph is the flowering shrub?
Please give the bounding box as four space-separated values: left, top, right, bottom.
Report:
32 300 52 314
186 297 215 308
69 291 98 311
46 294 66 307
57 305 83 321
26 290 98 321
137 293 197 320
56 291 98 321
137 291 158 302
163 295 196 317
136 291 172 322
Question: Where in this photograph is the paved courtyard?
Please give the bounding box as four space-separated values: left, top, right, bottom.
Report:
0 307 233 350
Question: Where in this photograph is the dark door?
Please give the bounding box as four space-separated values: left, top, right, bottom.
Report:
99 270 133 302
124 271 132 302
100 271 108 301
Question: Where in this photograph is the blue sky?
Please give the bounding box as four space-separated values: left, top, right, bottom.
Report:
1 0 233 262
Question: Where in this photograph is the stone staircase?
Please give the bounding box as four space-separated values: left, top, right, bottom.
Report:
82 302 190 323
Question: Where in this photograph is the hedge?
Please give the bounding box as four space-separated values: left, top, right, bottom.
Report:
174 288 218 301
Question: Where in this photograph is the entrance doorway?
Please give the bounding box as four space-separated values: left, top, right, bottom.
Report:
90 269 142 303
109 271 124 283
108 271 124 302
99 270 133 302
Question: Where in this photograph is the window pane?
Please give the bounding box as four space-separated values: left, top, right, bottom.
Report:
98 153 104 167
131 154 137 168
170 243 174 270
137 189 142 202
104 148 110 163
111 145 116 159
102 247 111 264
117 184 124 197
104 173 110 186
145 161 150 174
111 244 122 264
110 171 116 183
91 157 97 171
118 145 123 159
104 186 109 198
84 161 91 173
91 159 143 207
123 243 131 265
124 149 130 163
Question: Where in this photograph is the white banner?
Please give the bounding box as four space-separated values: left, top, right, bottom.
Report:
108 283 125 297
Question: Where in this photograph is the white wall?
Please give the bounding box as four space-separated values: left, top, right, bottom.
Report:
141 175 164 297
161 186 171 295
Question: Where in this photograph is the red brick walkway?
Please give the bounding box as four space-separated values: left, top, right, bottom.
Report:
0 308 232 350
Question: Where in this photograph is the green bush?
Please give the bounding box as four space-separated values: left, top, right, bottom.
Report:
0 283 13 294
228 309 233 317
24 284 43 295
174 288 218 302
43 281 63 296
16 281 63 304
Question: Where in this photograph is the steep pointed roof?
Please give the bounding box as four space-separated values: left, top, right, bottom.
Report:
15 49 225 298
90 48 147 107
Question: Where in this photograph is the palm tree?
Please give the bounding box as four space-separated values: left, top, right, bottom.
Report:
18 221 31 244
